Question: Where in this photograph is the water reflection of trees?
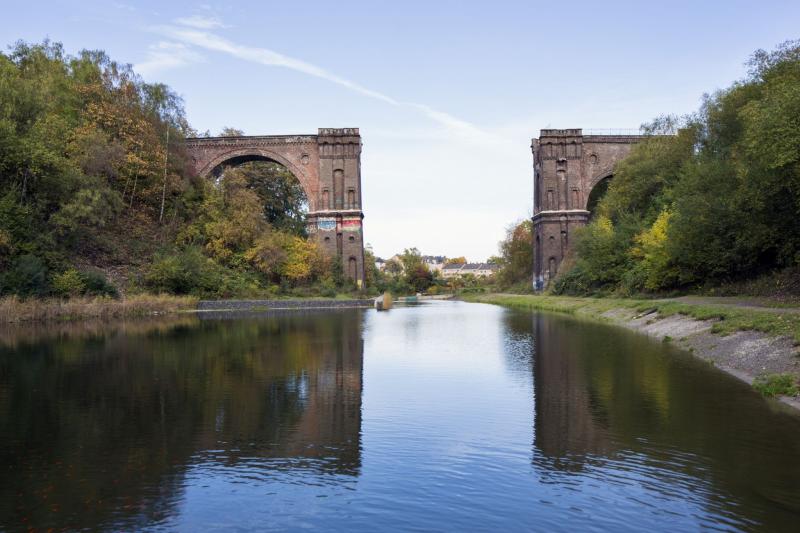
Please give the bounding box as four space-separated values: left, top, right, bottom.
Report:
501 311 800 530
0 310 363 531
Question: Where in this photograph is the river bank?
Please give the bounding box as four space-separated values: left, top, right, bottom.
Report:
0 294 380 323
465 293 800 408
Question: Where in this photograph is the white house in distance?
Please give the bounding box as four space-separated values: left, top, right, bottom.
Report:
441 263 465 278
441 262 498 278
422 255 446 272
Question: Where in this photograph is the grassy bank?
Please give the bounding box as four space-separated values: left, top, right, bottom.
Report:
0 294 198 323
464 293 800 344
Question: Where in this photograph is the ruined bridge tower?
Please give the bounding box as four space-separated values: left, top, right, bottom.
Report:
532 129 644 289
185 128 365 286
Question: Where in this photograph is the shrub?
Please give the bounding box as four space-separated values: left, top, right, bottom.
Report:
52 269 86 298
0 254 50 297
145 247 226 296
319 278 338 298
80 269 119 298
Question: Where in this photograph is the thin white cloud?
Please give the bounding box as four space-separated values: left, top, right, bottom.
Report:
112 2 136 12
134 41 205 77
174 15 229 29
152 25 502 143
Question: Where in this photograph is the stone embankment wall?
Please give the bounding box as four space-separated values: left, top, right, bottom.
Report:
196 299 373 311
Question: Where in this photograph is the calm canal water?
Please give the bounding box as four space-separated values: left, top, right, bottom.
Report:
2 301 800 531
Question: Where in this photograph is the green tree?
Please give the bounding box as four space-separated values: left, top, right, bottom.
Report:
363 245 385 291
495 219 533 288
233 162 308 235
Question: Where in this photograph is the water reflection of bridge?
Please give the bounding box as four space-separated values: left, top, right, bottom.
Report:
0 311 365 530
501 311 800 529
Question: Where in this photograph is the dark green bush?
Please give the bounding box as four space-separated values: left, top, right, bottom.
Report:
0 254 50 297
80 269 119 298
145 247 227 297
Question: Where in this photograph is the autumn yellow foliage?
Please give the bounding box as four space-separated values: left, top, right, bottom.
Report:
631 210 678 290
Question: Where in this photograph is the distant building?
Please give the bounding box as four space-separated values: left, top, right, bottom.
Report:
442 262 497 278
375 257 386 271
441 263 466 278
462 263 498 277
422 255 447 272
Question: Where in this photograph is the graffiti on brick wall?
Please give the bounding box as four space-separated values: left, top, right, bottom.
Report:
317 218 336 231
342 218 362 231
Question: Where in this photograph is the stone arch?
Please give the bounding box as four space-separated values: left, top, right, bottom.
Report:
588 165 615 192
185 129 365 284
196 148 318 209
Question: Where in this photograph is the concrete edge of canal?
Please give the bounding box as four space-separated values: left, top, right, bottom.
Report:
195 299 375 312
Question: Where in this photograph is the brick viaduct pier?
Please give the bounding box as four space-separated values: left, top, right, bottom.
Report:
185 128 365 286
532 129 645 289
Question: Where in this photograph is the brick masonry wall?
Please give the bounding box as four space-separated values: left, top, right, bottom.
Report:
532 130 642 289
185 129 366 285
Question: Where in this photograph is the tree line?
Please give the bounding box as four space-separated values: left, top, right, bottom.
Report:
553 41 800 296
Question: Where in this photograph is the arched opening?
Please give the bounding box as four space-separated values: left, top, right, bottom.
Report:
333 169 344 210
212 155 309 236
586 175 612 218
348 257 358 281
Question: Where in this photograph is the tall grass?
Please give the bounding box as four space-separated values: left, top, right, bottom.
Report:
0 294 198 323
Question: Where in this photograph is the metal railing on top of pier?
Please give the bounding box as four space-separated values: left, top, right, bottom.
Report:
582 128 643 136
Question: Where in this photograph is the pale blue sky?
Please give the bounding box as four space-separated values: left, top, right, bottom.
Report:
3 1 799 259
